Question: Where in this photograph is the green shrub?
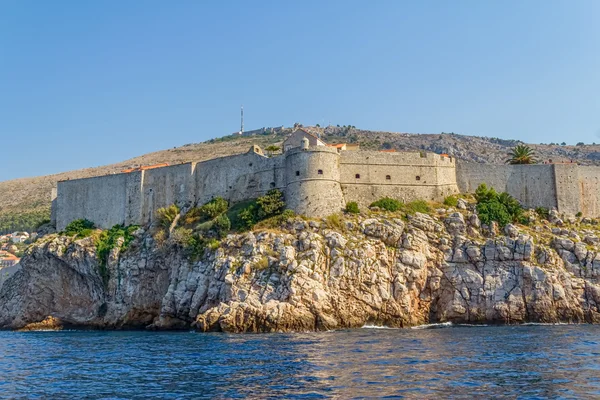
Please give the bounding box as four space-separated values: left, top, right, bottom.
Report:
474 184 523 226
199 197 228 219
170 227 194 247
182 207 202 226
325 213 344 230
256 189 285 219
576 211 583 218
95 224 138 286
213 214 231 238
64 219 96 238
535 207 550 219
229 190 287 231
256 209 296 230
156 205 180 228
370 197 403 212
184 234 221 261
405 200 431 214
443 196 458 207
345 201 360 214
477 201 512 226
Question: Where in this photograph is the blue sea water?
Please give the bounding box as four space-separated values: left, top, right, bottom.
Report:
0 324 599 399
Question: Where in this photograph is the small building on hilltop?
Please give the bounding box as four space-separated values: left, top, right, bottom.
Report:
283 128 326 152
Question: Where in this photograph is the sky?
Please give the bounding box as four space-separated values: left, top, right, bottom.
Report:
1 1 599 181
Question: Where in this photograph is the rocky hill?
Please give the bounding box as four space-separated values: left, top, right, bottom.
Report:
1 205 600 331
2 125 600 231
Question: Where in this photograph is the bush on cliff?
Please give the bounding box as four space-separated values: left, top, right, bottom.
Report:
231 189 286 231
95 224 138 286
370 197 403 212
156 205 180 229
213 214 231 238
475 184 523 226
405 200 431 214
443 195 458 207
64 219 96 238
345 201 360 214
199 197 228 219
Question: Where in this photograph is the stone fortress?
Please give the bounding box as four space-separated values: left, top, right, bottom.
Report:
52 129 600 231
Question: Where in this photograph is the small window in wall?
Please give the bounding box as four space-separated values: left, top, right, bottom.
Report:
386 175 391 180
416 176 421 181
249 163 253 167
355 174 361 179
270 182 276 187
296 171 300 176
318 169 323 175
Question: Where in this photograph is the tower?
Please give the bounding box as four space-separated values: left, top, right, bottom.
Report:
240 105 244 135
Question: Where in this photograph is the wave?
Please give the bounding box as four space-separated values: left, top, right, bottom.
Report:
361 324 399 329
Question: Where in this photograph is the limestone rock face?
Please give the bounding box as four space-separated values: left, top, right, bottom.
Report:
2 212 600 332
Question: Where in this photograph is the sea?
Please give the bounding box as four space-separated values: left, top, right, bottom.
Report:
0 324 599 399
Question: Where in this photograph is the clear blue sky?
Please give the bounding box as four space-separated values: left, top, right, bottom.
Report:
1 1 599 181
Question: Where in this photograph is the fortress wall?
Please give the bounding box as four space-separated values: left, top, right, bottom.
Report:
553 164 581 216
456 163 558 210
194 152 283 206
340 151 458 207
124 172 144 226
56 174 129 231
141 164 195 225
285 147 345 217
578 166 600 217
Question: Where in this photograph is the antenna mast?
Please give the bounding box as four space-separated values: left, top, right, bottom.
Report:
240 105 244 135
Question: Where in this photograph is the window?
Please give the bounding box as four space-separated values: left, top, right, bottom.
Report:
249 163 253 167
296 171 300 176
270 182 276 188
386 175 391 180
355 174 360 179
416 176 421 181
318 169 323 175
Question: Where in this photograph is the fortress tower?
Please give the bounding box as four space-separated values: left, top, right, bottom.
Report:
284 145 345 217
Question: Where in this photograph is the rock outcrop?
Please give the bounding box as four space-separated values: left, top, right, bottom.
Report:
2 211 600 332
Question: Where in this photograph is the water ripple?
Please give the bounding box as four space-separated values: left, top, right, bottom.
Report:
0 325 599 399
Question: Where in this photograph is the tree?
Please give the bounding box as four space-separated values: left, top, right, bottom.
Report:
506 145 537 165
265 145 280 157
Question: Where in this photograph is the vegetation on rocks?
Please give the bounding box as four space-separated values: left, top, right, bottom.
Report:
95 225 138 286
63 219 96 238
475 184 523 226
345 201 360 214
156 205 180 229
370 197 403 212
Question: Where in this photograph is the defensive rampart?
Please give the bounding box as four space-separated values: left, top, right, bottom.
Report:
456 162 600 216
53 147 600 231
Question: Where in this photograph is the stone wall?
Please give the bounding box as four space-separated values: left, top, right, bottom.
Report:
340 151 459 207
579 166 600 217
56 173 130 231
55 147 600 230
456 163 558 210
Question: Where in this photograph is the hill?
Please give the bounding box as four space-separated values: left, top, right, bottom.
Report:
2 125 600 232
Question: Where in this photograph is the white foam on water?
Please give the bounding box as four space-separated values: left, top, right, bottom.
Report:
361 324 399 329
410 322 454 330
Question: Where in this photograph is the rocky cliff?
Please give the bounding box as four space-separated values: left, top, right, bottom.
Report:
2 209 600 332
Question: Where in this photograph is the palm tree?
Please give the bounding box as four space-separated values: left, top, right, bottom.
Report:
506 145 537 164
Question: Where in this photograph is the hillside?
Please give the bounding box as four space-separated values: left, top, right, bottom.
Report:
2 125 600 232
